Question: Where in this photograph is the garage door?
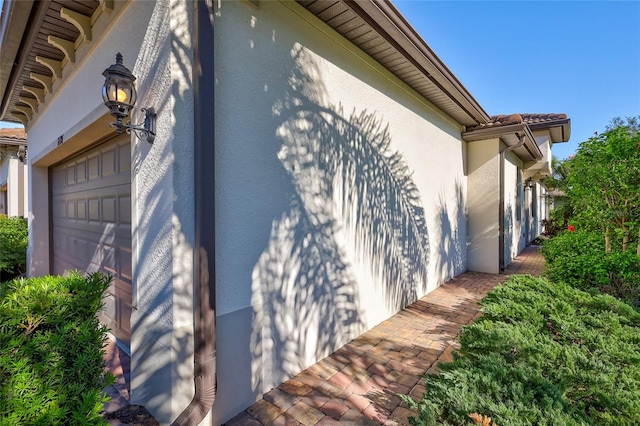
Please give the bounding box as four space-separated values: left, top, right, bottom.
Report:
51 135 132 348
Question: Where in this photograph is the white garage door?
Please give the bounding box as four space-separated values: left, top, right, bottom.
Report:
51 135 132 348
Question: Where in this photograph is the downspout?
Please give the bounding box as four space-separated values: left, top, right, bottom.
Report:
171 1 217 425
498 133 526 271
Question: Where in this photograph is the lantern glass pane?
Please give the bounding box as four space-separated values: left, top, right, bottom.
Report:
102 76 137 107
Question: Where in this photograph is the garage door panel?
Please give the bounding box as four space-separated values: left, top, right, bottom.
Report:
120 247 132 281
52 135 132 348
119 195 131 225
76 159 87 183
53 175 129 196
53 144 129 196
102 196 116 223
102 147 117 177
118 140 131 172
88 155 100 181
55 189 131 226
53 224 130 265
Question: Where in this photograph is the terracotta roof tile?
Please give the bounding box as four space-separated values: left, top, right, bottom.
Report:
467 113 568 131
521 113 568 125
0 128 27 140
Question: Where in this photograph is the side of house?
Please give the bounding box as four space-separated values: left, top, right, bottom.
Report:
0 128 28 217
0 1 569 425
464 113 569 273
211 1 478 422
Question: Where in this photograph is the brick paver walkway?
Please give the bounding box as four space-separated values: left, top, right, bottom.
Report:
102 246 543 424
224 245 544 425
103 341 131 423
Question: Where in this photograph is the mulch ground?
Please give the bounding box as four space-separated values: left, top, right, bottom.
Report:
104 405 159 426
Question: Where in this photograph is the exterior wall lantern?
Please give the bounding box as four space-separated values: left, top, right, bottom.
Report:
525 177 535 189
17 146 26 163
102 53 155 143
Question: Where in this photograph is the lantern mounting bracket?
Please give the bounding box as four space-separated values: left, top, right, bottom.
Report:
110 107 156 144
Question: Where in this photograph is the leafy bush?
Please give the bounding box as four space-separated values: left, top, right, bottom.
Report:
541 231 640 306
541 206 573 238
0 215 28 279
403 275 640 425
0 272 114 425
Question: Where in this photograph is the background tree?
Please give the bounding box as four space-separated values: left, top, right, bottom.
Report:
543 156 573 231
567 117 640 254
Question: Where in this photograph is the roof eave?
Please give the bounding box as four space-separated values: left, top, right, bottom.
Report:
298 0 491 126
528 118 571 143
355 0 491 125
0 137 27 147
0 0 35 123
462 122 543 161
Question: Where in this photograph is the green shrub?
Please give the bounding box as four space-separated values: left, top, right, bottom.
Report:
0 272 114 425
541 231 640 306
0 215 28 279
403 275 640 425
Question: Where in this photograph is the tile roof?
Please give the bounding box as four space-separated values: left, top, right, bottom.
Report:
521 113 568 125
0 127 27 141
467 113 568 131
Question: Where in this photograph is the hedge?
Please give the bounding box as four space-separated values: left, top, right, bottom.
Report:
403 275 640 425
0 272 114 425
0 215 28 280
541 230 640 307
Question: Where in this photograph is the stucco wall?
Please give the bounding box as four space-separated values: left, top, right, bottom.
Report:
0 155 26 217
213 1 467 423
0 157 7 187
22 160 27 216
538 183 548 228
503 150 525 267
0 156 8 215
24 1 195 423
466 138 500 274
534 182 549 238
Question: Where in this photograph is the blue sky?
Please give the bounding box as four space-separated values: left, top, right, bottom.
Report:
394 0 640 159
2 1 638 159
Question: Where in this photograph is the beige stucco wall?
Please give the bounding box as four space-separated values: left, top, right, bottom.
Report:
466 138 500 274
0 156 8 214
213 1 467 423
0 154 26 217
503 150 525 267
538 182 549 227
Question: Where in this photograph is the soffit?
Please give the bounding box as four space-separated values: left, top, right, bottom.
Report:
0 1 34 107
296 0 490 127
462 122 543 162
0 0 101 124
524 114 571 144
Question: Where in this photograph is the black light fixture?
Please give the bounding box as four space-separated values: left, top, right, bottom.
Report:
525 177 535 189
102 53 155 143
17 146 26 163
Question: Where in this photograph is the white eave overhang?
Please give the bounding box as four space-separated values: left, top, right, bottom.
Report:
0 1 35 114
528 118 571 144
462 123 543 163
0 137 27 147
297 0 491 127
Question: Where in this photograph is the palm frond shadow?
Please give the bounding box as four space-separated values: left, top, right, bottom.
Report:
282 105 431 307
250 46 430 390
435 182 466 282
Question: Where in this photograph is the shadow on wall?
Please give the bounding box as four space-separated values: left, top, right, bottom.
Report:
249 44 431 391
503 203 514 269
434 182 465 283
128 2 194 423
